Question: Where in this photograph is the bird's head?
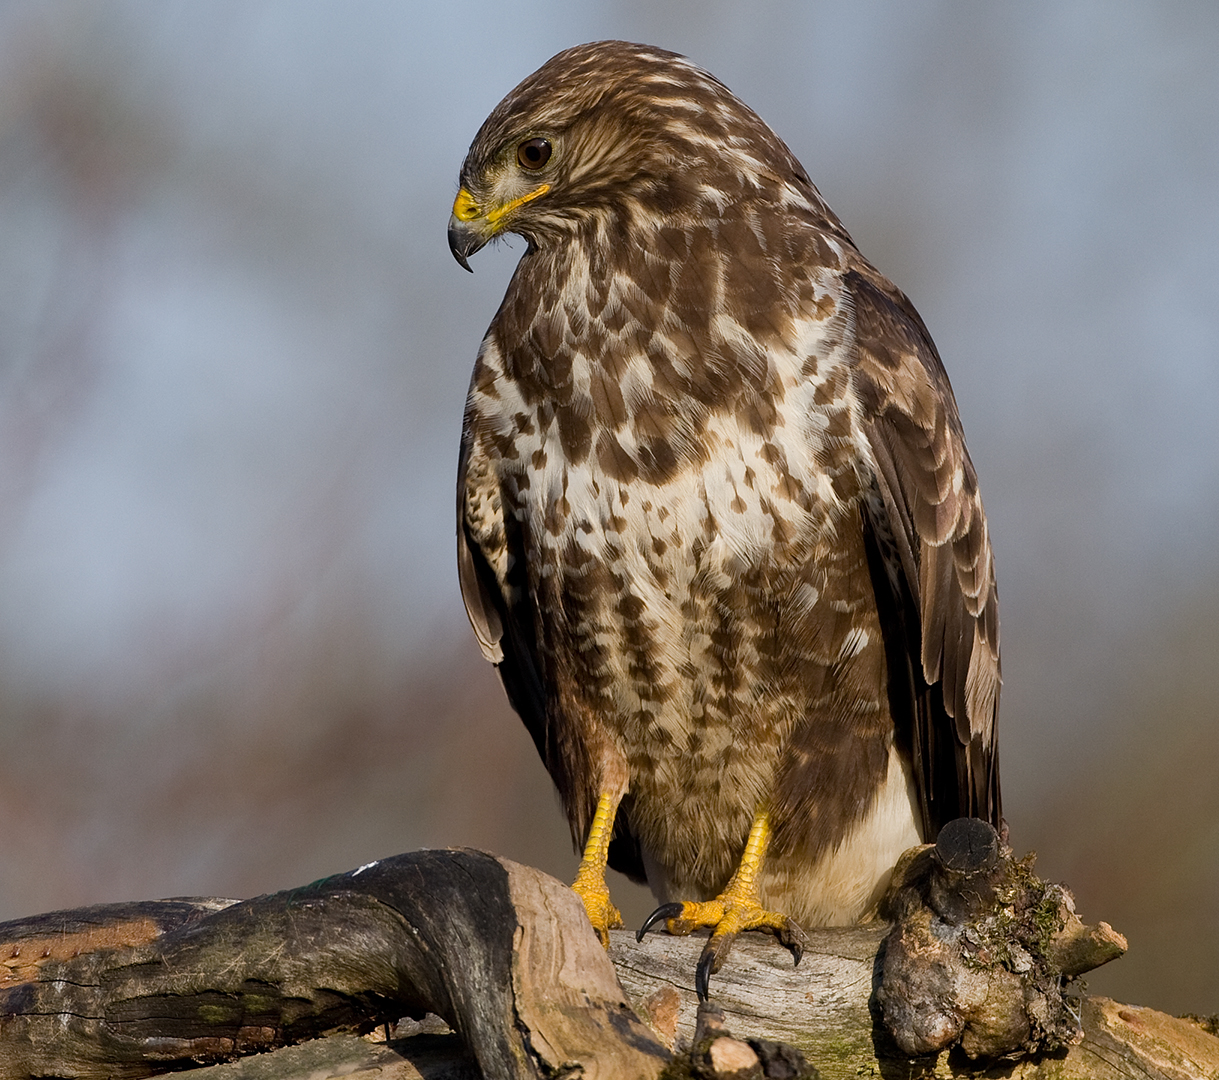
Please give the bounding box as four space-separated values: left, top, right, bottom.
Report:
448 40 810 271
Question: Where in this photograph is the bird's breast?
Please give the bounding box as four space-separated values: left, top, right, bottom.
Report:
493 328 871 834
466 273 890 895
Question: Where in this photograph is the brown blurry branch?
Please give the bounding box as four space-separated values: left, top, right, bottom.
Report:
0 847 1215 1080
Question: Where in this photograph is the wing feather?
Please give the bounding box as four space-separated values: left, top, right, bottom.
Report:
847 268 1002 834
456 432 544 729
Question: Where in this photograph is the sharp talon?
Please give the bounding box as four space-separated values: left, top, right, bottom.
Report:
780 918 808 966
696 944 716 1001
635 811 798 990
696 934 735 1001
637 902 685 941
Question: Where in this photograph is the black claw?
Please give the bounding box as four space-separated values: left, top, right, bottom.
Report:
696 935 735 1001
696 945 716 1001
790 938 804 966
636 902 684 942
697 936 731 1004
779 918 808 966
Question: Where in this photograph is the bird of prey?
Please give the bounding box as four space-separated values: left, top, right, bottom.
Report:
449 41 1000 995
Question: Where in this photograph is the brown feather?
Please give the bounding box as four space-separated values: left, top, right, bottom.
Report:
454 41 1001 922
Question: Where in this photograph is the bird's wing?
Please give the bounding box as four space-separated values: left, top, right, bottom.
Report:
457 419 648 880
457 424 545 749
847 266 1002 836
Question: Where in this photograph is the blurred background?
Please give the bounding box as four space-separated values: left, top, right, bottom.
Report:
0 0 1215 1016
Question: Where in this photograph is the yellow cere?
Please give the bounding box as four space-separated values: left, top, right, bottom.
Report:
452 188 481 222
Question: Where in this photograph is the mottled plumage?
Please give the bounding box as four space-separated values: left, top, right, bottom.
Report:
451 41 1000 936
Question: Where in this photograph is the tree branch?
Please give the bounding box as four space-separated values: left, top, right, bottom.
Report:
1 849 1215 1080
0 850 666 1080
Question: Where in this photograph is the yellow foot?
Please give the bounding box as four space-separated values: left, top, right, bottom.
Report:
637 894 806 999
635 809 806 999
571 862 623 948
644 893 794 938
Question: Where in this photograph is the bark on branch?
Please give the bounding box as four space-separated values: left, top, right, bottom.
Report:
0 849 1215 1080
0 851 666 1080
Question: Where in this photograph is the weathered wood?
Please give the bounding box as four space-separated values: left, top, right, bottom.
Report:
877 826 1130 1059
611 924 881 1063
0 850 667 1080
154 1032 478 1080
609 928 1219 1079
1 850 1216 1080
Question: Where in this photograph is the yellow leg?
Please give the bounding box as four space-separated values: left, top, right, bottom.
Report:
571 789 624 948
637 807 806 998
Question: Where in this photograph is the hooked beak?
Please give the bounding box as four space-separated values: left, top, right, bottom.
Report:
448 216 484 273
447 183 552 272
448 187 487 272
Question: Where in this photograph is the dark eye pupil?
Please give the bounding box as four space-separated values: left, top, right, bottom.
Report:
518 138 552 169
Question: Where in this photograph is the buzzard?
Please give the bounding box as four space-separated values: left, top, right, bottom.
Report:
449 41 1000 994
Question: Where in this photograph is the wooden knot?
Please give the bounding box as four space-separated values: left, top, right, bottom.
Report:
934 817 999 873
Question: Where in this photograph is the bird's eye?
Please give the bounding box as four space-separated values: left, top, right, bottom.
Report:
517 138 552 170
